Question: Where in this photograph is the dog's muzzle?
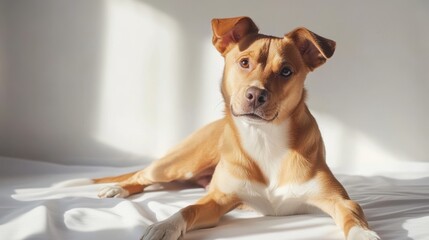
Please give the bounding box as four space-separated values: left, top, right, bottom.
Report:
231 86 278 122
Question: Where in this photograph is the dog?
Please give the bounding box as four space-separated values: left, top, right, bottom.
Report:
93 16 380 240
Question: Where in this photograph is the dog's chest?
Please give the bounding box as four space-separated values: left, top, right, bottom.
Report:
231 120 318 216
234 119 288 180
237 179 319 216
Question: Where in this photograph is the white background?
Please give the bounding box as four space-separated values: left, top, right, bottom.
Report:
0 0 428 172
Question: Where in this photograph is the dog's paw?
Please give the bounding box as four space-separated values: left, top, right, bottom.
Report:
141 221 185 240
347 226 380 240
97 185 129 198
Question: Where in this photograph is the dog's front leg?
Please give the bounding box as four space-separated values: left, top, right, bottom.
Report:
308 173 380 240
310 197 379 240
141 189 240 240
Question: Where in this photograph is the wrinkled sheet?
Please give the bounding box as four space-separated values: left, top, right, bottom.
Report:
1 156 429 240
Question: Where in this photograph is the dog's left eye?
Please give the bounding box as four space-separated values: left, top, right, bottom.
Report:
239 58 250 68
280 67 292 78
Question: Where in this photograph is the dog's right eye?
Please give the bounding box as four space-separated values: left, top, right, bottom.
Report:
239 58 250 69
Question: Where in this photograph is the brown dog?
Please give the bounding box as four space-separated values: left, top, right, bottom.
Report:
93 16 380 240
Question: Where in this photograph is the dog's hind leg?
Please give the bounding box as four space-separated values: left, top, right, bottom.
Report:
96 119 225 198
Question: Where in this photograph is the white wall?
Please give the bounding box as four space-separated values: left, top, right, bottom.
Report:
0 1 6 125
0 0 428 169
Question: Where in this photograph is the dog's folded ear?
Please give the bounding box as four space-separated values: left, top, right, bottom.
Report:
286 28 336 71
212 16 259 55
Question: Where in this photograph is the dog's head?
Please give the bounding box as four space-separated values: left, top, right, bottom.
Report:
212 16 335 125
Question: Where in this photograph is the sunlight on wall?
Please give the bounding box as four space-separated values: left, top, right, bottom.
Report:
196 38 225 126
96 0 182 157
313 111 426 176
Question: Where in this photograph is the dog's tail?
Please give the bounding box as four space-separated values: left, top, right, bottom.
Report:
51 171 137 188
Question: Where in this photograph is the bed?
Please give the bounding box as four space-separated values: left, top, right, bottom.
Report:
1 156 429 240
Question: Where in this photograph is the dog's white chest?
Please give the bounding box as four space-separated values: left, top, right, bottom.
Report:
233 119 288 184
236 179 319 216
229 119 319 216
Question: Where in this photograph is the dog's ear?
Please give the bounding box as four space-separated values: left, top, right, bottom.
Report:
286 27 336 71
212 16 259 55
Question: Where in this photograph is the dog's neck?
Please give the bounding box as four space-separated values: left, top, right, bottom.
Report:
232 116 288 187
233 117 289 157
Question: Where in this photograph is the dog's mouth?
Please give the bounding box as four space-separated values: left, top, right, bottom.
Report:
230 106 278 123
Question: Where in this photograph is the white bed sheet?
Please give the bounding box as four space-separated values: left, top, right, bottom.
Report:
1 156 429 240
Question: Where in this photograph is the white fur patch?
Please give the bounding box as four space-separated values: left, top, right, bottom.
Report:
233 118 288 187
185 172 194 179
141 213 186 240
239 178 320 216
347 226 380 240
98 185 129 198
216 165 320 216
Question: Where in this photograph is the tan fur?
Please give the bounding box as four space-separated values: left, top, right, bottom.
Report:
181 189 240 231
92 16 378 240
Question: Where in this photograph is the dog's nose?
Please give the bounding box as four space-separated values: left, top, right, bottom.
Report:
245 86 268 108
